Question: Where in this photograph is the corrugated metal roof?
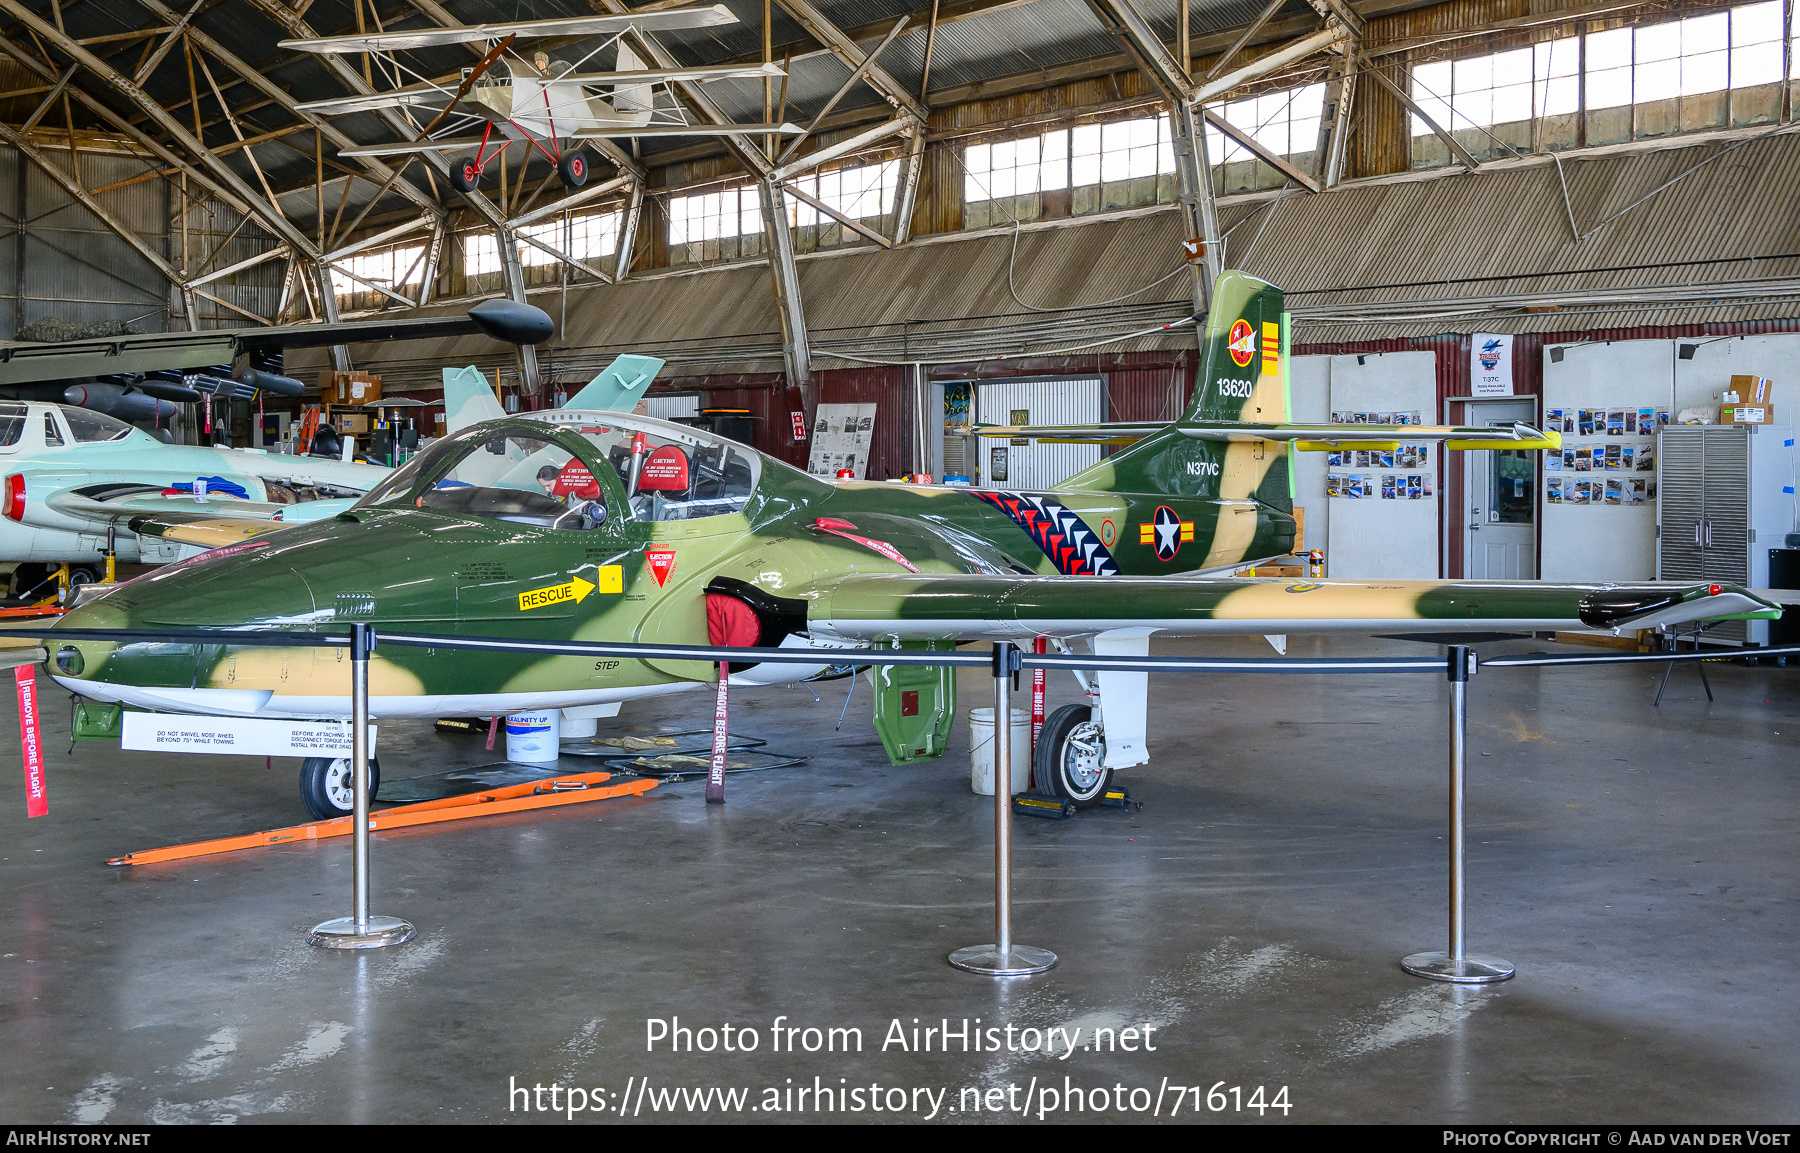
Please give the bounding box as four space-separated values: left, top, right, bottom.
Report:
296 126 1800 382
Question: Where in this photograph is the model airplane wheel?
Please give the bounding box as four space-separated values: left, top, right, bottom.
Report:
557 150 588 188
299 755 381 821
451 158 481 193
1034 704 1110 809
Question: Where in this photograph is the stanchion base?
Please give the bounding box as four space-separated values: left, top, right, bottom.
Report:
308 915 415 950
1401 951 1514 984
948 944 1058 977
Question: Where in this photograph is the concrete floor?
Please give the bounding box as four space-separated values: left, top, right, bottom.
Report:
0 634 1794 1124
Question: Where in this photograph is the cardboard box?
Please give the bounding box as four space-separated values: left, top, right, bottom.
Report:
321 371 381 405
1723 404 1771 425
1731 375 1774 405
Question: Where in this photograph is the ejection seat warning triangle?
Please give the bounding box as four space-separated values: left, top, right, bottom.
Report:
518 567 619 611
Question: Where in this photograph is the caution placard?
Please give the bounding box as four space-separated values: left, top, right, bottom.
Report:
122 713 377 758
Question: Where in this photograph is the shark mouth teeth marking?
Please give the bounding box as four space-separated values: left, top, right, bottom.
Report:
966 490 1119 576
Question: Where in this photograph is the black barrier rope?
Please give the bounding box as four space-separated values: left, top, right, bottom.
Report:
9 623 1800 675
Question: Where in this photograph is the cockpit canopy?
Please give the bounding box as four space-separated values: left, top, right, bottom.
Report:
0 402 137 452
355 413 760 529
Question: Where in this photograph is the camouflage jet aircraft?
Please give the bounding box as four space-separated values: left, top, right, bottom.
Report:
47 271 1781 817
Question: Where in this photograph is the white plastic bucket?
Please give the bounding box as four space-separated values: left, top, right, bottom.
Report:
560 712 599 740
505 711 561 763
969 707 1031 796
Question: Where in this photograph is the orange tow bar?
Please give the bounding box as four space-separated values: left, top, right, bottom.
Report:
106 770 658 866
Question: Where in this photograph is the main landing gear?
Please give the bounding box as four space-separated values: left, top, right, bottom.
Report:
449 149 590 193
556 150 588 188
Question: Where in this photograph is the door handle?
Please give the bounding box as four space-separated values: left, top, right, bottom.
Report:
1695 521 1703 546
1704 519 1713 547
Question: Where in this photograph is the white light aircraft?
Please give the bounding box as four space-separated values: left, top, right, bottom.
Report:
286 6 798 192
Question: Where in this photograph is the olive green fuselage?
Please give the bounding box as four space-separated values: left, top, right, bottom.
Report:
49 414 1301 718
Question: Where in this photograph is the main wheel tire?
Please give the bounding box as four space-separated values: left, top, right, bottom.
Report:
299 756 381 821
557 150 588 188
67 564 101 588
450 158 481 193
1033 703 1111 809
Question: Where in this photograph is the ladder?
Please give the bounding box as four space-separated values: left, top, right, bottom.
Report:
296 405 322 455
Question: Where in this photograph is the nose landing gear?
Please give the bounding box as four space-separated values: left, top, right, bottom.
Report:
299 755 382 820
1033 703 1111 809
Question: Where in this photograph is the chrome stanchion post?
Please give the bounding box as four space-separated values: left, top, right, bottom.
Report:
310 623 415 950
949 641 1057 977
1403 646 1512 984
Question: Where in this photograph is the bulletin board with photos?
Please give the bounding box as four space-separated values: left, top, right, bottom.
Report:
1324 411 1435 501
1542 406 1668 507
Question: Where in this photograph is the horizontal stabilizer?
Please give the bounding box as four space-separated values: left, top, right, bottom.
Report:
975 422 1164 445
977 420 1558 451
1181 420 1560 451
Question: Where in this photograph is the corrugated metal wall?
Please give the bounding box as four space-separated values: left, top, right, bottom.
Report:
0 145 282 338
817 367 913 481
974 376 1105 487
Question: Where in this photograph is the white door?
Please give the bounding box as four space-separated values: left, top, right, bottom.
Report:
1464 399 1537 578
975 378 1103 489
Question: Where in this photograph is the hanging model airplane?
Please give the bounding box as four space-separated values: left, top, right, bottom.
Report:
285 5 799 193
46 271 1782 818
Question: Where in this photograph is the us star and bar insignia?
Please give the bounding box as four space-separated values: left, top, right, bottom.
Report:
1139 505 1194 561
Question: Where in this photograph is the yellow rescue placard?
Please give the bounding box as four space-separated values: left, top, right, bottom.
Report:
517 566 621 611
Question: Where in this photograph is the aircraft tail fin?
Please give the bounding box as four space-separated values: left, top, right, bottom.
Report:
442 365 505 432
611 43 654 115
563 353 664 412
1185 269 1288 423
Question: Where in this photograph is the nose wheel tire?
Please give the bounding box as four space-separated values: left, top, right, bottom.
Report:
1033 704 1111 809
556 150 588 188
299 756 381 821
450 158 481 193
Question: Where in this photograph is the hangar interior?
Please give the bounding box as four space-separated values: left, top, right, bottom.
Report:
0 0 1795 1127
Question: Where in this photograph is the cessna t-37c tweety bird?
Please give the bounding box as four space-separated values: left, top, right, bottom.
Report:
286 5 796 193
47 272 1781 818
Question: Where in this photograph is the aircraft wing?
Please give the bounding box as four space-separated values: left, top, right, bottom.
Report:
338 136 489 159
296 81 453 116
0 301 546 387
559 62 786 84
571 122 802 138
976 421 1560 450
803 574 1781 642
280 6 734 54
